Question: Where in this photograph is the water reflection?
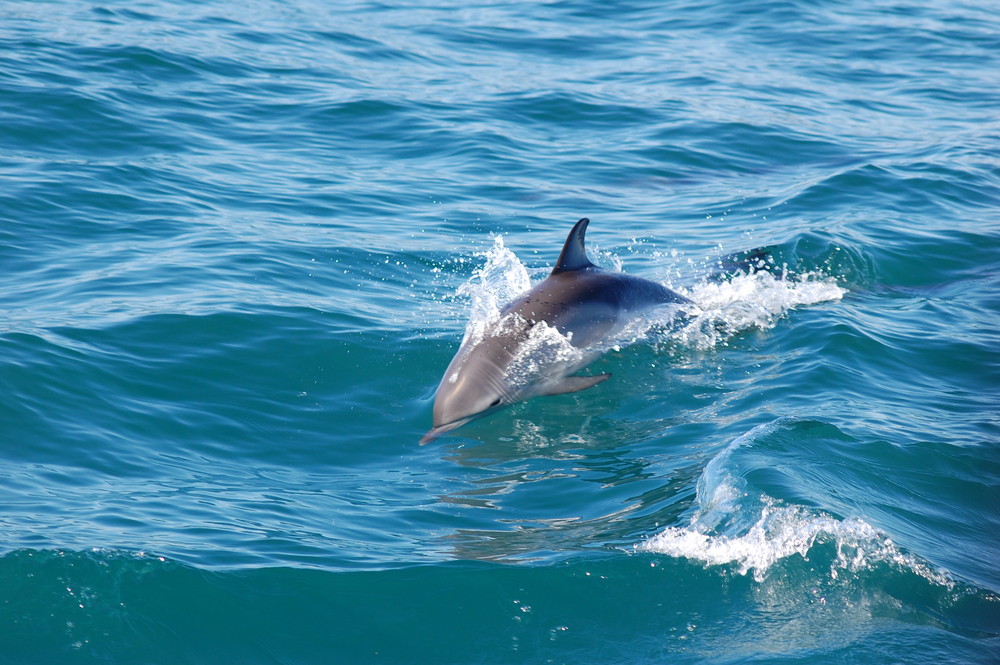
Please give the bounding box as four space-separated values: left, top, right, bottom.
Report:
433 409 707 562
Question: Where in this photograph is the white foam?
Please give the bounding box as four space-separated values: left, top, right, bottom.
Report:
671 270 846 350
639 500 952 586
639 501 881 581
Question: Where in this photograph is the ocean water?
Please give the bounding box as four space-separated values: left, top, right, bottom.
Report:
1 0 999 662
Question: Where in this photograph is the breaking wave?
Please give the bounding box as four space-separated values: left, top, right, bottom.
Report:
635 419 952 587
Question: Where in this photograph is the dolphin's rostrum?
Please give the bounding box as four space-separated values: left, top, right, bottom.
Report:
422 218 692 444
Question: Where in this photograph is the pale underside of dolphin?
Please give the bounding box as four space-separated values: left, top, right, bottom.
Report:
422 218 692 444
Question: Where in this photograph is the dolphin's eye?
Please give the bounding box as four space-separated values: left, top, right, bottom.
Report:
489 398 502 408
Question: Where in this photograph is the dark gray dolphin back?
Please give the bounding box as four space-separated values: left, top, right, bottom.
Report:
550 217 692 310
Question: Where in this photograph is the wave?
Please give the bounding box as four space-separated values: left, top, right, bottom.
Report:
631 417 1000 653
635 419 952 588
3 542 997 665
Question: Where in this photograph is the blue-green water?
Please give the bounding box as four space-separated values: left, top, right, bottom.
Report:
2 0 999 662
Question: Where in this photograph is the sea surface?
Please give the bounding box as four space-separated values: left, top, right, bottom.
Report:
1 0 999 663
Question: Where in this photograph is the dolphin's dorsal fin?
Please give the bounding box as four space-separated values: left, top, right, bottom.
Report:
552 218 596 274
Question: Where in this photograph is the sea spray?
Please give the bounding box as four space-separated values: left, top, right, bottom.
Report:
454 235 532 348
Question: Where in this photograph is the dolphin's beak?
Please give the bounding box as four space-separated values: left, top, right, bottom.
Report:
419 418 469 445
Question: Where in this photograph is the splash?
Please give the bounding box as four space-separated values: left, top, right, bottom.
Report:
454 235 532 348
453 235 847 355
670 270 847 350
505 319 589 392
449 236 592 393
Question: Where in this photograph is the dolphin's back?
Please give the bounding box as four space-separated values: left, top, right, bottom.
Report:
503 267 690 348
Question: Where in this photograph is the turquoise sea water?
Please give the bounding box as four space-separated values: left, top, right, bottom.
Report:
2 0 999 662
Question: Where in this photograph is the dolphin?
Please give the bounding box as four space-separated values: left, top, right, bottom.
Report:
422 218 692 444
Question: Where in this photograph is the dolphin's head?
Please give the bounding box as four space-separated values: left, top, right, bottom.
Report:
422 335 516 444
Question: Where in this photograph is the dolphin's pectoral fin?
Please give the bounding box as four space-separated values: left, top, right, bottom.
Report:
538 373 612 397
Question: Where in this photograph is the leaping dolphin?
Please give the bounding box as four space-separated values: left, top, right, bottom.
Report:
422 218 692 444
